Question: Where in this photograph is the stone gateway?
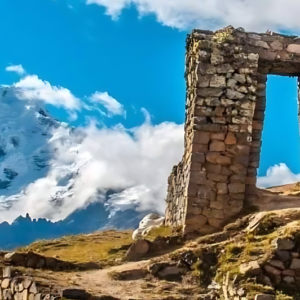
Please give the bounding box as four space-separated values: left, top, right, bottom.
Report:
165 25 300 235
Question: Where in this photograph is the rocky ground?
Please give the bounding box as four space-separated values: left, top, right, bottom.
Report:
2 185 300 300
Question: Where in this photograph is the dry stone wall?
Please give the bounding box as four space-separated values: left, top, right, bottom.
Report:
0 267 53 300
165 25 300 234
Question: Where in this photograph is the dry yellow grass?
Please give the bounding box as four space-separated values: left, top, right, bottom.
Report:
19 230 133 265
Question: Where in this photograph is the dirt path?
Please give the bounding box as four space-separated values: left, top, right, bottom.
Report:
70 260 152 299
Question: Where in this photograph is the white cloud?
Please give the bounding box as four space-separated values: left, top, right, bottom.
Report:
257 163 300 188
6 65 26 76
86 0 300 32
14 75 81 111
90 91 125 117
3 117 184 222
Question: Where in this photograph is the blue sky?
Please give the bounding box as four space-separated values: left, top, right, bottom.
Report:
0 0 186 128
1 0 300 181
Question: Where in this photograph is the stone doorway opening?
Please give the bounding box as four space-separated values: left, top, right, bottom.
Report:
249 74 300 207
258 75 300 186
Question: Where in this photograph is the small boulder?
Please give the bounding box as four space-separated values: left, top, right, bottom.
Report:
147 263 162 275
126 240 149 261
268 260 285 270
283 276 295 284
132 214 164 240
274 238 295 250
158 266 185 281
4 253 24 265
1 279 10 289
264 265 281 275
240 261 261 276
61 288 88 300
290 258 300 269
276 250 290 262
3 267 11 278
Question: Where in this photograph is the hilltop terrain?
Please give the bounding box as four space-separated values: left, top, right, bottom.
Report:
1 183 300 300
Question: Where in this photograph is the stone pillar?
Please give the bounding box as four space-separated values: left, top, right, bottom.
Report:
166 26 262 234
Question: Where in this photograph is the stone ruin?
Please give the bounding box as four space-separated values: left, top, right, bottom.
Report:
165 25 300 235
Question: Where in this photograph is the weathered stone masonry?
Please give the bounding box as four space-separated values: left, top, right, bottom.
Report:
165 25 300 234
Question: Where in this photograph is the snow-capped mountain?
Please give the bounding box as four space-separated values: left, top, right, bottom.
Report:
0 87 89 211
0 87 152 248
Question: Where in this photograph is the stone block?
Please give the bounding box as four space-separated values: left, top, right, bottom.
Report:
287 44 300 54
230 174 246 183
193 131 210 144
185 214 208 226
210 200 224 210
204 97 221 106
230 193 244 200
274 238 295 250
269 260 285 270
216 183 228 195
210 140 225 152
246 176 257 185
211 132 225 141
194 124 224 132
276 250 290 262
233 156 250 167
191 144 208 154
210 75 226 87
233 73 246 84
217 64 234 73
228 125 240 132
187 205 203 214
186 182 199 197
227 89 245 100
228 183 246 194
211 117 226 124
198 75 211 87
189 171 206 185
190 162 203 171
193 116 208 125
207 173 228 183
227 144 250 156
206 152 219 164
283 276 295 284
3 289 12 300
198 185 216 201
197 63 217 75
222 166 231 176
197 88 223 97
205 162 222 174
282 270 295 276
211 54 224 65
208 218 224 228
264 265 281 275
203 207 225 219
1 280 10 289
247 168 257 177
290 258 300 270
225 132 237 145
22 289 28 300
3 268 11 279
217 155 231 166
191 153 205 164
